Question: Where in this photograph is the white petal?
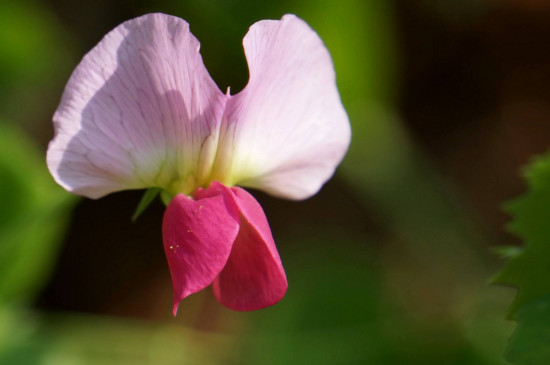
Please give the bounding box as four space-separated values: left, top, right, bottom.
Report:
47 13 226 198
214 14 351 200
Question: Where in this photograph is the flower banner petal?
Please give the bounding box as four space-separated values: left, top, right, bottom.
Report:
47 13 226 199
216 14 351 200
213 186 287 311
163 185 240 315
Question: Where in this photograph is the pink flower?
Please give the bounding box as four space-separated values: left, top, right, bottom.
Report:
47 13 350 314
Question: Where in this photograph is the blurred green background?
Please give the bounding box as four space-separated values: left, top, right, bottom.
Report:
3 0 550 363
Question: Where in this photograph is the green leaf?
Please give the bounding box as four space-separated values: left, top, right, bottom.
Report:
132 188 160 222
493 151 550 363
494 153 550 314
505 295 550 365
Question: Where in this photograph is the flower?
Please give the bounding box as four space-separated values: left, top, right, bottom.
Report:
47 13 350 314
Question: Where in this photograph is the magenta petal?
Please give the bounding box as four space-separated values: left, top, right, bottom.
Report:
212 187 288 311
162 186 239 315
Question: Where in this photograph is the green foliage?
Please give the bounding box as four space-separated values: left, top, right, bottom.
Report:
0 121 76 305
505 295 550 364
494 152 550 364
0 311 229 364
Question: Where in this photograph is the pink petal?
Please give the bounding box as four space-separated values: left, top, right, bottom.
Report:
212 186 287 311
47 13 226 198
215 14 351 200
162 184 240 315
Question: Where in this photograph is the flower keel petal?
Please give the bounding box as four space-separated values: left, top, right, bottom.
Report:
163 187 239 315
213 187 287 311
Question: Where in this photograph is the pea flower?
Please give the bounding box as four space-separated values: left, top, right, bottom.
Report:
47 13 350 314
